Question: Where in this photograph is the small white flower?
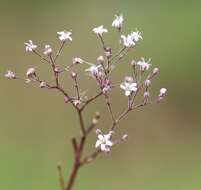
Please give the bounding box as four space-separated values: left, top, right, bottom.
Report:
5 70 16 79
157 88 167 102
120 81 137 96
121 34 135 48
73 99 81 106
131 31 143 42
26 67 36 77
92 25 108 36
112 14 124 30
43 45 52 56
85 65 101 76
136 58 151 71
159 88 167 96
145 79 151 87
153 67 159 75
73 57 84 64
95 130 113 152
57 31 72 41
24 40 37 52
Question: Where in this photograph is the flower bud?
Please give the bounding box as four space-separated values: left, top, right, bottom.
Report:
97 56 105 64
26 68 36 78
64 96 69 103
145 79 151 87
73 57 84 65
144 91 150 103
71 72 77 79
105 47 112 58
157 88 167 102
43 45 52 56
153 67 159 75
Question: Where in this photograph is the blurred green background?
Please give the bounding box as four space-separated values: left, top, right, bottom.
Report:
0 0 201 190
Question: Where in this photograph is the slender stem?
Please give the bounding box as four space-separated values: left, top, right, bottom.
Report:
54 41 66 63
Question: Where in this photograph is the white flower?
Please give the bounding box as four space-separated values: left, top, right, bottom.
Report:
120 81 137 96
121 34 135 48
73 57 84 64
136 58 151 71
5 70 16 79
57 31 72 41
112 14 124 30
131 31 143 42
95 130 113 152
24 40 37 52
92 25 108 36
43 45 52 55
159 88 167 96
26 67 36 77
85 65 101 76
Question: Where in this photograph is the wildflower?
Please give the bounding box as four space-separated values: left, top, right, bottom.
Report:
5 70 16 79
120 80 137 96
97 56 105 64
112 14 124 31
95 129 113 152
26 68 36 78
131 31 143 42
136 58 151 71
57 31 72 41
157 88 167 102
73 57 84 65
24 40 37 52
43 45 52 56
85 65 101 76
92 25 108 36
121 34 135 48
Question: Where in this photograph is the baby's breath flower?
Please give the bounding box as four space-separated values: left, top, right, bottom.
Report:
57 31 72 41
92 25 108 36
43 45 52 56
95 129 113 152
136 58 151 71
121 34 135 48
24 40 37 52
85 65 101 76
131 31 143 42
26 68 36 78
120 80 137 96
153 67 159 75
5 70 16 79
112 14 124 31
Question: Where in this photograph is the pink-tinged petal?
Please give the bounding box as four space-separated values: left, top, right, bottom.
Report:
104 133 111 141
125 90 130 96
100 144 106 151
98 134 104 141
120 84 126 90
95 140 101 148
106 140 113 146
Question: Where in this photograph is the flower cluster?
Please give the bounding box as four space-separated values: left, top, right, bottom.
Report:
5 13 167 190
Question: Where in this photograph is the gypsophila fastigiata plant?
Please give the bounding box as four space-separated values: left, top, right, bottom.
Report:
5 14 167 190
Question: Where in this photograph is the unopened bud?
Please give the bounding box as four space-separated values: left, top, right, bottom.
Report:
153 67 159 75
95 128 102 134
26 68 36 78
105 47 112 58
145 79 151 87
64 96 69 103
97 56 105 64
71 72 77 79
73 57 84 65
131 60 136 66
